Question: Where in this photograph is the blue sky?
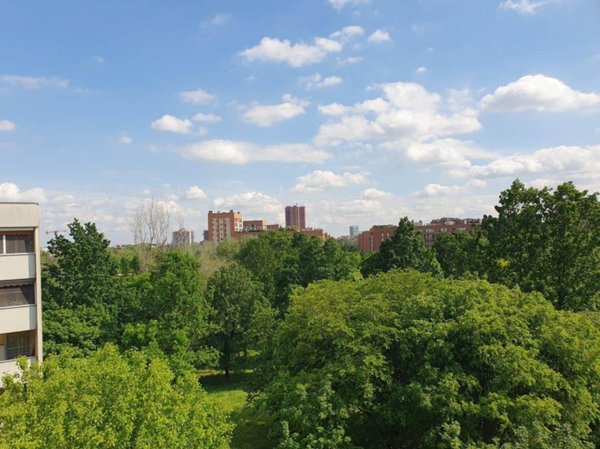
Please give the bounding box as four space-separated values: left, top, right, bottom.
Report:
1 0 599 243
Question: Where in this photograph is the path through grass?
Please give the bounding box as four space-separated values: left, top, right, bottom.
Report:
200 371 272 449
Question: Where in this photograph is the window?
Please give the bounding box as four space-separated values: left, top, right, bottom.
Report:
2 232 34 254
0 284 35 307
6 331 32 359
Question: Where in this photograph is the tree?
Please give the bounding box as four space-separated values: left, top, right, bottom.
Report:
261 271 600 449
360 217 442 277
433 230 487 278
0 346 232 449
132 199 171 247
42 220 121 356
121 250 215 373
482 180 599 310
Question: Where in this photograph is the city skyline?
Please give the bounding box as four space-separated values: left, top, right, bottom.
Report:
1 0 599 244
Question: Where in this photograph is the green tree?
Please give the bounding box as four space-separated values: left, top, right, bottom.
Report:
43 220 122 356
433 230 487 278
207 264 266 376
482 180 599 310
0 346 232 449
361 217 442 277
261 271 600 449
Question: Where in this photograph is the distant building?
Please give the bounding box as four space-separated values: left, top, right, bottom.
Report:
299 228 330 240
357 218 480 253
202 230 209 241
208 210 243 242
266 224 281 231
0 203 43 385
171 228 195 247
243 220 267 232
349 225 359 238
285 205 306 230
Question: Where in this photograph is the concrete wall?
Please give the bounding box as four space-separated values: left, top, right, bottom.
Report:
0 203 39 228
0 254 36 281
0 305 37 334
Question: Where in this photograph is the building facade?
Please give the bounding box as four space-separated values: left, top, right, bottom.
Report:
208 210 243 242
358 218 480 253
243 220 267 232
171 228 195 247
0 203 42 384
349 225 359 239
285 205 306 230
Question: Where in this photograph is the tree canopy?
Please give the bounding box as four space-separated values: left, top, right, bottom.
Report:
0 346 232 449
260 270 600 449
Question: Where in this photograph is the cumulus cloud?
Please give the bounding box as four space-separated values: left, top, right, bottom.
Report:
328 0 370 10
0 120 16 132
0 74 70 89
0 182 46 202
316 81 482 146
192 112 222 123
240 36 342 67
337 56 363 65
415 179 487 197
360 187 392 198
368 30 392 43
151 114 194 134
242 94 308 126
201 13 230 28
118 135 133 144
302 73 343 90
185 185 208 200
213 192 283 218
179 88 216 104
292 170 368 192
499 0 553 14
455 145 600 180
182 140 330 165
329 25 365 41
480 74 600 112
415 66 427 74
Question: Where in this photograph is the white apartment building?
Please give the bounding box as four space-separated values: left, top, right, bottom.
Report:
0 203 42 384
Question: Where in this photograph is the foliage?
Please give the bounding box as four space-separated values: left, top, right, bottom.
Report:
481 180 599 310
207 264 266 376
433 230 487 278
260 270 600 449
0 346 232 449
42 220 122 356
360 217 442 277
120 250 216 373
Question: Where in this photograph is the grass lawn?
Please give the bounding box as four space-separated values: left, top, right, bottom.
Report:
200 371 273 449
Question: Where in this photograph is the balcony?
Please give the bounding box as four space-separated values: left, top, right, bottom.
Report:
0 253 36 281
0 305 37 333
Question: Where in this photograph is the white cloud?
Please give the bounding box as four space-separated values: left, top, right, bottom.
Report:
456 145 600 180
118 136 133 144
179 88 216 104
151 114 193 134
499 0 553 14
182 140 330 165
360 187 392 198
480 74 600 112
337 56 363 65
316 81 482 146
416 179 487 197
240 30 345 67
0 74 70 89
201 13 230 28
0 120 16 132
329 25 365 41
387 138 495 170
0 182 46 202
328 0 370 10
292 170 368 192
213 192 283 218
368 30 392 44
242 94 308 126
192 112 222 123
185 186 208 200
302 73 343 90
415 66 427 74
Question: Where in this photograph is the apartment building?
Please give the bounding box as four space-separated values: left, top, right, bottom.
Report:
285 205 306 230
171 228 195 247
243 220 267 232
207 210 243 242
358 218 480 253
0 203 42 384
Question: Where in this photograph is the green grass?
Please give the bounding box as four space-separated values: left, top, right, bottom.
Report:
200 371 272 449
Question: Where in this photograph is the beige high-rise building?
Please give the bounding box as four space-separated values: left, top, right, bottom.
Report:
0 203 43 385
